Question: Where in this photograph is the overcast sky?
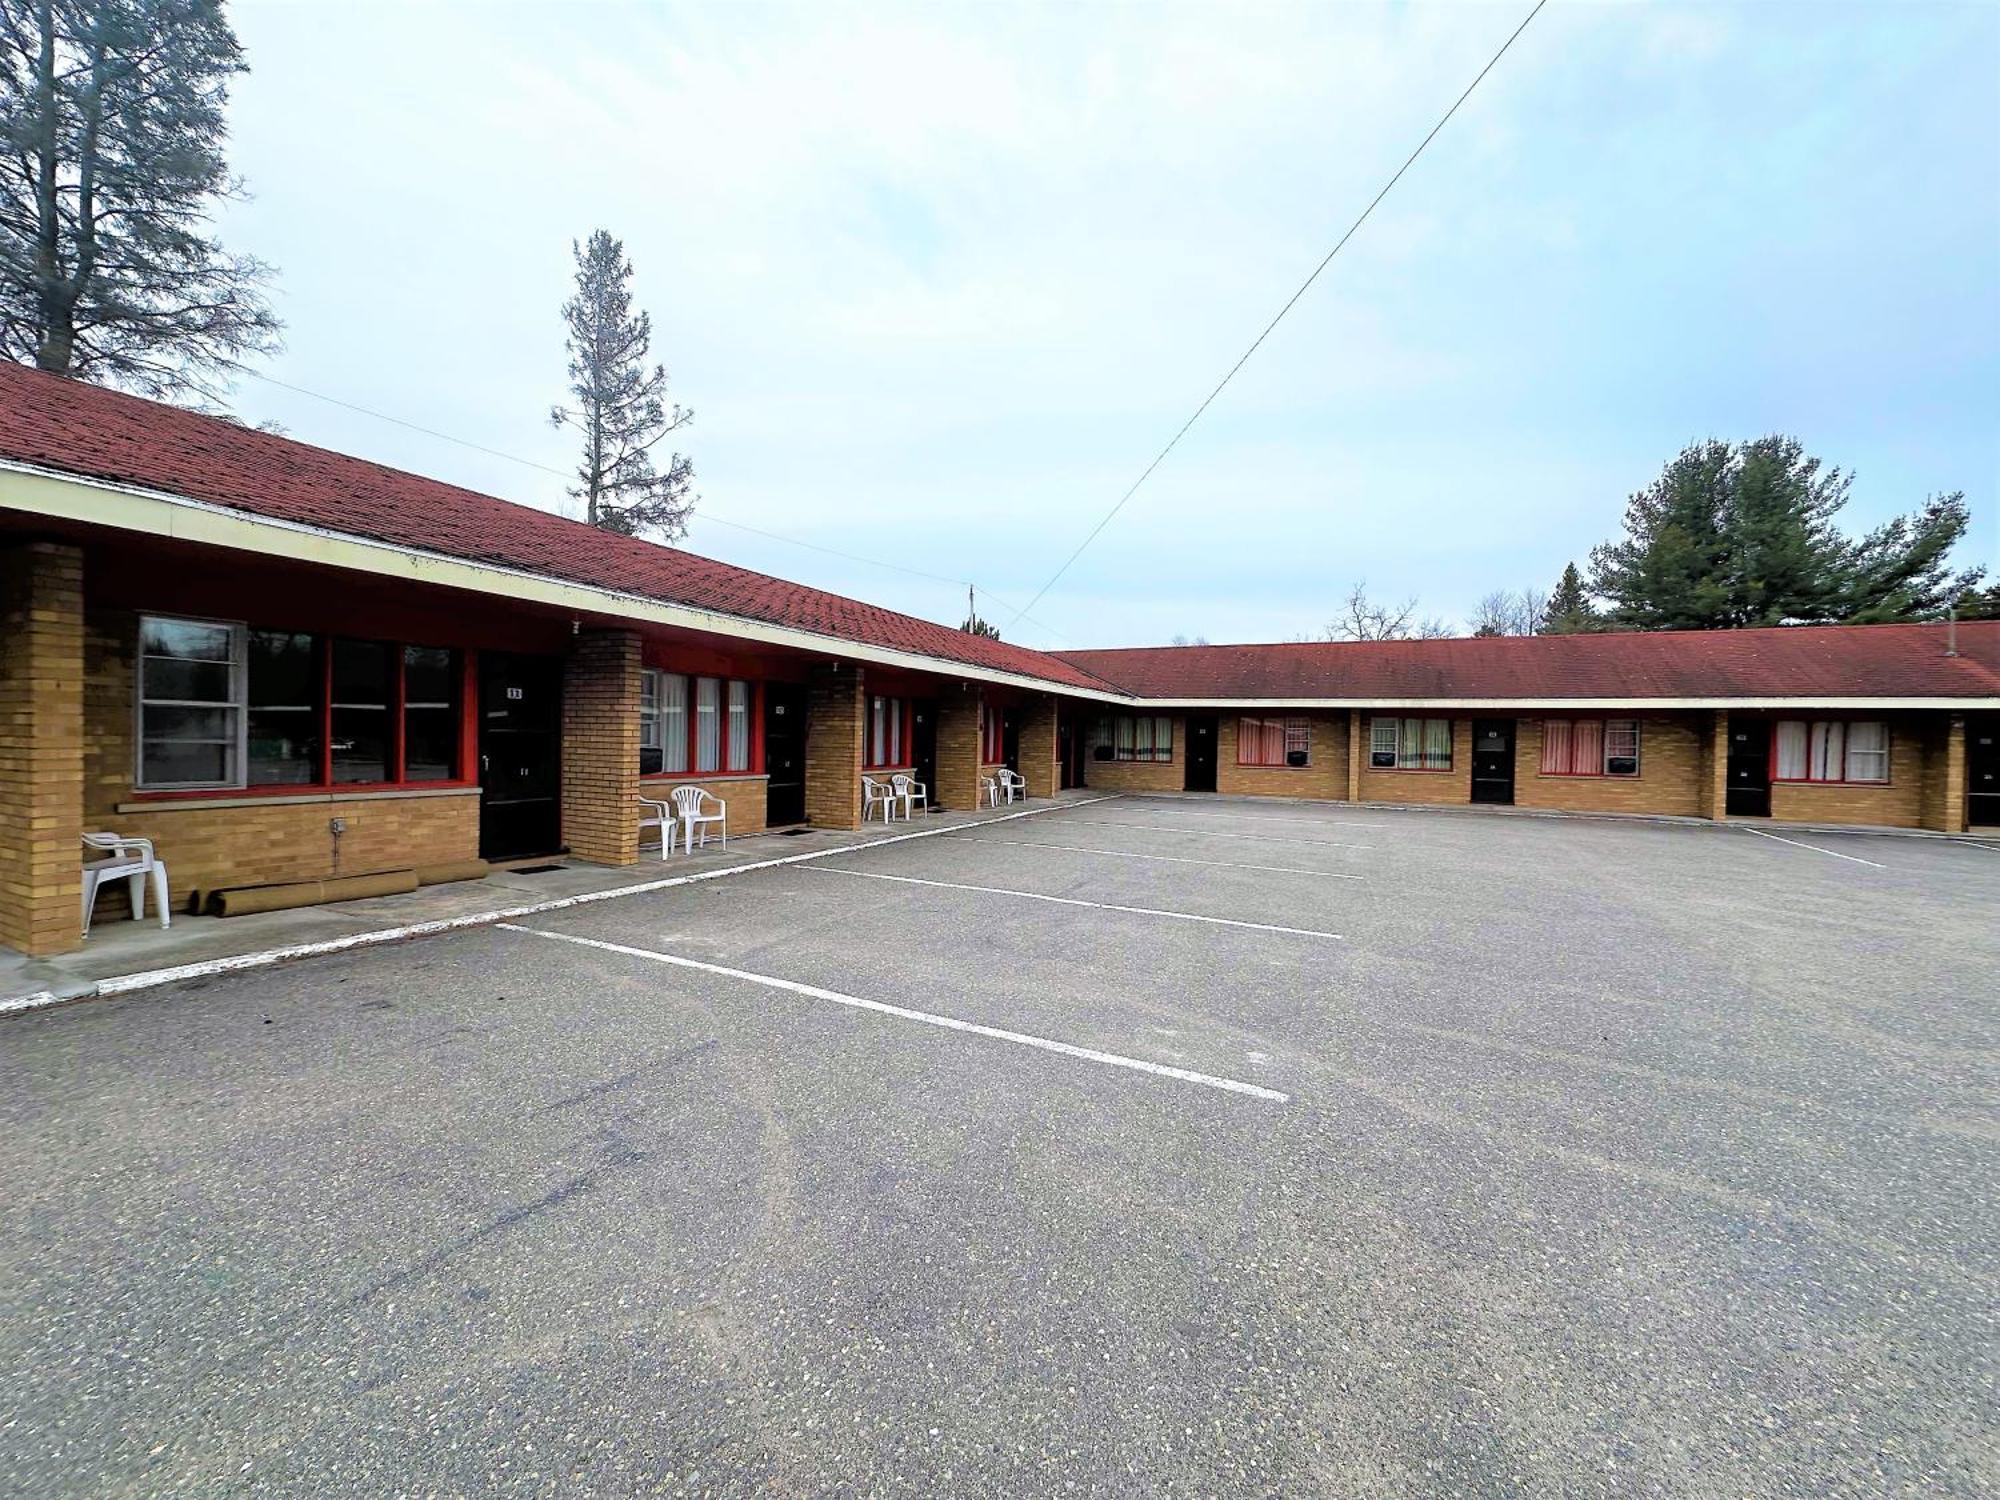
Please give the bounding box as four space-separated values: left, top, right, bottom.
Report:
217 0 1998 650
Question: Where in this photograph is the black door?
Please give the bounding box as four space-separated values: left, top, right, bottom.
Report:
1184 714 1218 792
1470 719 1515 804
764 682 807 826
1726 720 1771 817
1969 717 2000 829
1001 709 1021 771
478 652 562 859
911 701 938 811
1058 706 1085 790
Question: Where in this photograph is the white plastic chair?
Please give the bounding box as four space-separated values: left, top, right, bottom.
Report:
997 768 1028 804
638 796 678 860
891 773 929 820
980 774 1001 809
862 775 901 824
81 833 170 937
672 785 728 852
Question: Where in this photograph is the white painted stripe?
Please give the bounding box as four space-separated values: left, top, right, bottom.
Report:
498 923 1288 1103
1738 825 1885 868
809 866 1345 940
1044 818 1373 851
10 797 1123 1013
946 834 1364 880
1961 841 2000 853
0 990 60 1017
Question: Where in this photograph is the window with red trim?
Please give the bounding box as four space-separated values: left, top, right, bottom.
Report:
1540 719 1639 777
1238 715 1309 767
640 670 754 775
137 615 462 791
866 695 913 768
979 702 1006 763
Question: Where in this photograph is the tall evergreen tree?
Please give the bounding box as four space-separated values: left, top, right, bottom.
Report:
550 230 695 539
1589 436 1983 629
1540 562 1600 634
0 0 280 405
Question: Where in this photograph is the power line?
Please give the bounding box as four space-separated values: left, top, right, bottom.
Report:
1002 0 1548 629
239 368 1075 643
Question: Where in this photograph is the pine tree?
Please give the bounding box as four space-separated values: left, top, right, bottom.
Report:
0 0 280 405
1589 440 1736 630
1540 563 1600 634
550 230 695 538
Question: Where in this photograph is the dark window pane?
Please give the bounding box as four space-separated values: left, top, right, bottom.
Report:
141 740 229 785
249 709 318 784
402 646 459 780
141 656 233 703
403 645 455 705
250 630 317 706
331 639 392 783
332 639 391 706
143 705 233 742
141 617 232 661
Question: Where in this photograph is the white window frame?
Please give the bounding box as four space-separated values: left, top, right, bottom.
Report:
1540 718 1641 778
1370 716 1452 771
136 614 247 790
1775 719 1890 785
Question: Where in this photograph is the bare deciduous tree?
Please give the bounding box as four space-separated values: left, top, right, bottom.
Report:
1322 581 1457 642
1469 587 1548 638
0 0 280 406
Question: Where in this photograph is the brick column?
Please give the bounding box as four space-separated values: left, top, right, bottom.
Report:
806 661 865 829
1019 694 1059 798
1922 714 1967 834
1347 710 1364 804
0 542 86 956
561 628 641 865
1701 710 1729 821
933 683 983 811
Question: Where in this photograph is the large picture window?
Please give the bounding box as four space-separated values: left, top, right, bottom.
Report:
1238 715 1309 767
1369 717 1452 771
868 695 910 769
137 615 461 791
639 669 754 776
1540 719 1639 777
1774 720 1889 784
1097 714 1173 763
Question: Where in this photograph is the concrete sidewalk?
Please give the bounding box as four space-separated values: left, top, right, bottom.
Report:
2 792 1108 1012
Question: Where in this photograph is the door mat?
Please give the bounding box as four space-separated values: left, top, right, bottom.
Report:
506 863 568 874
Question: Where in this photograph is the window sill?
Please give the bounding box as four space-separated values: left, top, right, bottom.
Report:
1536 773 1642 781
861 765 916 775
1774 779 1893 790
120 784 479 813
640 771 768 783
1366 766 1455 774
1236 762 1313 770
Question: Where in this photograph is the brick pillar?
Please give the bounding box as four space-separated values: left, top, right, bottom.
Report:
933 683 982 811
1020 694 1059 798
0 542 86 956
1347 711 1364 804
1702 710 1729 821
561 629 641 864
806 661 865 828
1923 714 1967 834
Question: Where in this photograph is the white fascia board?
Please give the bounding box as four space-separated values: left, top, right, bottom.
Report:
0 460 1133 704
1142 696 1998 711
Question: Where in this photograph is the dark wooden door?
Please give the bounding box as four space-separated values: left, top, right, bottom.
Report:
1726 720 1771 817
1001 709 1021 771
1470 719 1515 805
912 701 938 808
764 682 807 826
478 652 562 859
1184 714 1218 792
1968 716 2000 829
1058 705 1085 790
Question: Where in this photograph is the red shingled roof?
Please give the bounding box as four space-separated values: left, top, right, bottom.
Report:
0 363 1114 693
1060 623 2000 700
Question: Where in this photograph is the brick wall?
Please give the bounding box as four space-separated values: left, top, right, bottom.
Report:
635 774 769 853
1768 714 1927 828
806 662 865 829
1019 694 1059 798
1514 713 1706 817
1919 714 1966 834
1216 712 1350 800
933 684 982 810
0 542 85 955
1079 712 1187 794
1700 711 1728 821
80 606 477 916
562 629 641 865
1357 717 1473 805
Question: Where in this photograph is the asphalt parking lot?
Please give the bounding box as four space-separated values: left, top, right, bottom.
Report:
3 794 1996 1497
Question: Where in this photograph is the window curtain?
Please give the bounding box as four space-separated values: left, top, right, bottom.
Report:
1370 718 1398 764
1421 718 1451 770
1572 719 1604 775
1845 721 1888 782
694 676 721 772
727 681 751 771
660 674 688 773
1808 721 1844 782
1774 720 1808 780
1540 720 1572 775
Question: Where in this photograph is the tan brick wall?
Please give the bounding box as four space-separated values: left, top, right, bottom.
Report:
1347 711 1363 803
1700 711 1728 821
1769 714 1926 828
1357 717 1473 805
806 662 865 829
1919 714 1967 834
561 629 642 865
1515 714 1706 817
635 774 769 852
0 542 86 955
933 683 982 811
1019 694 1060 798
1216 712 1350 800
79 605 477 917
1080 710 1187 794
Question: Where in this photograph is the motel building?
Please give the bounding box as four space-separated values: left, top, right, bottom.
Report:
1 362 1996 959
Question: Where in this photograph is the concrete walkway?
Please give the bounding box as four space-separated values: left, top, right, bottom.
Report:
3 792 1108 1012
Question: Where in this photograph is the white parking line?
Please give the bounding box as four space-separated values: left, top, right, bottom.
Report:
497 924 1289 1104
809 866 1346 940
1738 825 1885 868
1041 818 1373 851
946 834 1364 880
